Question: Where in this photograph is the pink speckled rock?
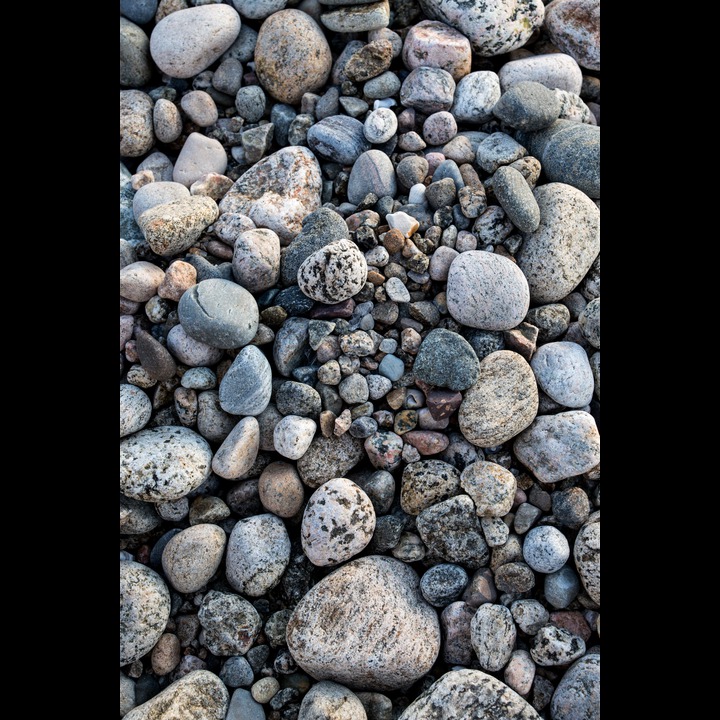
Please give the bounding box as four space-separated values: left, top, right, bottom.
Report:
364 431 404 471
545 0 600 71
403 431 449 456
402 20 471 81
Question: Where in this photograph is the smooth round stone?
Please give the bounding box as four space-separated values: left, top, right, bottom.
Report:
418 0 544 56
161 523 226 593
531 341 594 408
307 115 370 165
301 478 376 566
420 564 468 607
120 494 161 535
397 668 540 720
470 603 516 672
320 0 391 33
273 316 310 377
258 461 305 518
400 67 456 114
233 0 287 20
150 5 241 79
423 111 457 145
134 330 176 382
516 183 600 303
121 0 158 25
138 196 219 257
123 671 229 720
544 566 581 609
458 350 539 448
212 416 260 479
493 166 540 233
213 57 244 96
446 250 530 330
179 279 258 350
120 17 151 87
250 677 279 704
402 19 471 81
385 276 410 302
551 653 600 720
503 649 535 697
274 415 317 460
120 426 212 501
255 10 331 105
364 71 401 99
574 514 600 603
219 345 272 416
133 182 190 223
299 681 366 720
286 555 441 691
199 590 262 656
197 391 238 443
225 513 291 597
220 656 254 689
513 411 600 484
460 461 516 518
120 560 171 666
120 261 165 303
231 228 281 293
348 150 397 206
451 71 501 124
522 526 570 574
234 85 266 123
181 367 216 391
400 459 461 516
412 328 479 391
120 90 154 157
545 0 600 71
180 90 218 127
530 625 585 667
297 433 365 488
493 81 562 131
579 298 600 349
499 53 583 95
476 132 527 174
363 108 398 144
120 384 152 437
173 132 228 188
137 151 173 182
151 633 181 676
542 124 600 199
297 239 368 304
167 324 224 367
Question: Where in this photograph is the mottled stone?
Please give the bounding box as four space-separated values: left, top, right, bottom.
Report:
120 384 153 437
320 0 390 33
198 590 262 656
420 563 468 607
498 53 583 95
541 124 600 199
120 494 161 535
133 183 190 224
412 328 479 391
120 90 154 157
400 459 461 516
364 431 404 471
167 324 224 367
297 433 365 488
460 461 516 517
232 228 281 293
297 239 368 304
348 150 397 206
400 67 456 114
299 681 368 720
574 514 600 604
511 599 549 635
308 115 371 164
274 415 317 460
504 649 535 697
550 653 600 720
273 316 310 377
523 526 570 573
451 71 501 124
493 166 541 233
545 0 600 71
530 625 585 667
579 297 600 349
120 17 152 87
258 461 305 518
161 523 226 593
470 603 516 671
212 416 260 479
402 20 471 80
531 341 594 408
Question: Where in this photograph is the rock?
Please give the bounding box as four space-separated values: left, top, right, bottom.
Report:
167 324 224 367
470 603 516 671
178 278 258 350
180 90 218 128
530 341 594 408
492 166 540 233
297 239 368 304
121 0 158 25
516 183 600 303
286 555 440 691
446 251 530 330
161 523 226 593
120 560 171 666
420 563 468 607
523 526 570 573
402 20 471 80
550 653 600 720
579 298 600 349
299 681 368 720
348 150 397 206
541 124 600 199
320 1 391 33
458 350 539 448
417 0 544 56
173 133 228 188
219 344 273 416
460 461 516 517
120 426 212 501
412 328 479 391
226 513 291 596
255 10 331 105
574 514 600 604
198 590 262 656
134 328 177 381
451 71 501 124
364 430 404 471
400 67 456 114
364 108 398 144
120 384 152 437
397 668 541 719
137 196 219 257
227 688 265 720
158 261 197 302
219 656 254 688
400 459 461 516
513 411 600 484
232 0 287 20
274 415 317 460
123 670 229 720
120 17 151 87
530 625 585 667
476 132 527 174
440 601 476 664
212 416 260 479
258 461 305 518
308 115 371 165
219 146 322 244
504 649 535 697
511 599 549 635
345 39 393 82
498 53 583 95
133 182 190 223
273 316 310 377
232 228 281 293
404 430 450 456
493 81 562 131
149 4 241 78
297 433 365 488
120 90 154 157
545 0 600 71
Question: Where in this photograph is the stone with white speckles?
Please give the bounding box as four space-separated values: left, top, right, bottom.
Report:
470 603 516 672
400 67 456 114
544 0 600 71
550 653 600 720
523 526 570 573
299 681 368 720
297 433 365 488
120 384 152 437
199 590 262 656
460 461 516 518
297 239 368 304
232 228 281 293
574 513 600 604
219 345 273 416
451 71 501 124
530 625 585 667
531 341 594 408
211 416 260 480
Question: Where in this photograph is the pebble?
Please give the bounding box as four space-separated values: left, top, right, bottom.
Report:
320 0 391 33
400 67 456 114
364 430 404 471
120 426 212 501
511 599 550 635
363 108 398 144
251 676 280 703
151 633 181 677
513 502 541 534
297 239 368 304
545 0 600 71
173 132 228 188
308 115 371 164
574 514 600 604
180 90 218 127
523 526 570 573
420 563 468 607
226 513 291 596
286 555 440 691
211 416 260 479
545 566 581 611
476 132 527 174
161 523 226 593
493 81 562 131
364 71 401 100
579 297 600 349
120 494 161 535
499 52 583 95
541 123 600 199
504 649 535 697
225 689 266 720
123 671 229 720
167 324 224 367
120 90 154 157
423 111 457 146
492 166 541 233
345 39 393 82
386 211 419 237
513 410 600 484
450 71 501 124
402 20 470 81
274 415 317 460
120 17 151 87
121 0 158 25
132 182 189 223
258 461 305 518
231 228 281 294
458 350 539 448
470 603 516 671
198 590 262 656
551 653 600 720
120 384 153 437
220 656 254 689
526 303 571 342
446 250 530 330
255 10 331 105
296 432 364 488
412 328 479 391
212 57 243 97
384 276 410 303
516 183 600 303
348 150 397 206
460 460 516 517
530 625 585 667
137 151 173 182
339 373 370 404
149 4 241 78
299 680 367 720
377 353 405 381
531 341 594 408
400 459 460 515
120 560 171 666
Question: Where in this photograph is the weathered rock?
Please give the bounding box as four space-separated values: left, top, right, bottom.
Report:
198 590 262 656
460 461 516 517
232 228 281 293
120 90 154 158
297 433 365 488
412 328 480 391
470 603 516 671
297 239 368 304
550 653 600 720
400 459 461 516
544 0 600 71
161 523 226 593
299 681 368 720
212 416 260 479
574 514 600 604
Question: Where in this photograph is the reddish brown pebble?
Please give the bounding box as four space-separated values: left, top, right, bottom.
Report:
382 228 406 254
319 410 336 437
309 299 356 319
367 270 386 285
426 389 463 420
158 260 197 302
503 322 539 361
403 431 450 455
549 611 592 642
258 461 305 518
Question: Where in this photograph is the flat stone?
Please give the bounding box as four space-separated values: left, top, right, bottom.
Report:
308 115 371 165
219 345 273 416
297 432 365 488
531 341 594 408
297 239 368 304
161 523 226 593
273 316 310 377
498 53 583 95
134 328 177 381
212 416 260 479
460 460 516 518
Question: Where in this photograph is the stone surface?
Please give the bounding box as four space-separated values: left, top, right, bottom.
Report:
219 345 273 416
470 603 516 671
493 81 562 131
320 1 391 33
550 653 600 720
258 461 305 518
531 341 594 408
120 17 152 87
460 461 516 518
412 328 479 391
120 90 155 157
120 384 153 437
198 590 262 656
451 71 501 124
308 115 371 164
286 556 441 691
498 53 583 95
297 433 365 488
400 459 461 516
402 20 471 80
161 523 226 593
299 681 368 720
133 183 190 223
523 526 570 573
541 124 600 199
348 150 397 206
545 0 600 71
400 67 456 114
574 514 600 604
173 132 228 188
493 166 541 233
212 416 260 479
298 239 368 304
274 415 317 460
232 228 281 293
530 625 585 667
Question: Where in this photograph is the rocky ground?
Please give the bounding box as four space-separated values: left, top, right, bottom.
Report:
120 1 600 718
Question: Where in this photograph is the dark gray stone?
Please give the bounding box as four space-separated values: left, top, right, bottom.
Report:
276 381 322 418
432 159 465 189
219 345 273 416
526 304 571 342
476 132 528 173
493 81 562 131
550 653 600 720
396 156 429 190
412 328 480 391
493 165 541 233
541 123 600 199
348 150 397 205
420 563 469 607
308 115 371 165
219 656 254 688
270 103 297 147
273 317 310 377
464 329 505 360
425 177 457 210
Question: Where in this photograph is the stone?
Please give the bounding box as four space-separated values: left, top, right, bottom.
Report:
225 513 291 596
121 0 158 25
120 384 153 437
219 656 254 688
308 115 371 165
447 251 530 331
364 431 404 471
579 298 600 349
297 433 365 488
297 239 368 304
470 603 516 671
232 228 281 293
198 590 262 656
120 90 154 157
258 461 305 518
255 10 331 104
412 328 479 391
531 341 594 408
513 411 600 484
364 71 402 100
476 132 527 174
299 681 368 720
120 17 152 87
135 329 177 382
400 459 461 516
574 514 600 604
348 150 397 206
212 416 260 479
180 90 218 127
167 325 224 367
545 0 600 71
345 39 393 82
511 599 549 635
120 426 212 501
149 4 241 78
384 277 410 302
504 649 535 697
420 563 468 607
460 461 516 517
133 182 190 223
400 67 456 114
120 495 160 537
320 1 390 33
173 133 228 188
161 523 226 593
363 108 398 144
493 166 541 233
286 555 440 691
493 81 562 131
498 53 583 95
523 526 570 573
550 653 600 720
151 633 181 676
530 625 585 667
541 124 600 199
120 560 171 666
516 183 600 303
273 316 310 377
404 430 450 456
274 415 317 460
451 71 501 124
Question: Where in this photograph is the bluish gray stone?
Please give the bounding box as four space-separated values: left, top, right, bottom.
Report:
378 354 405 381
420 563 469 607
531 341 594 408
541 123 600 199
493 165 541 233
120 17 151 87
308 115 371 165
476 132 528 174
273 317 310 377
220 656 254 688
364 70 402 99
551 653 600 720
227 689 265 720
121 0 158 25
270 103 297 147
493 81 562 131
543 565 581 609
400 66 456 114
121 163 145 245
219 345 273 416
412 328 480 391
348 150 397 205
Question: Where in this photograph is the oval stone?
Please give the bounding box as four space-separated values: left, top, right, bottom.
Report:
574 513 600 604
307 115 371 165
120 90 154 158
219 345 273 416
161 523 226 593
120 426 212 501
400 459 461 516
297 239 368 304
299 681 367 720
347 150 397 206
551 653 600 720
544 0 600 72
531 341 594 408
470 603 516 671
458 350 539 448
460 461 516 518
286 555 441 691
120 384 152 437
211 416 260 479
412 328 480 391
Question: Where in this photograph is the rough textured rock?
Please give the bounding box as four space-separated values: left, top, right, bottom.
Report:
198 590 262 656
544 0 600 71
460 461 516 518
299 681 368 720
120 90 154 157
550 653 600 720
297 433 365 488
219 345 273 416
412 329 480 391
297 239 368 304
470 603 516 671
402 20 471 80
400 459 461 516
574 513 600 604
